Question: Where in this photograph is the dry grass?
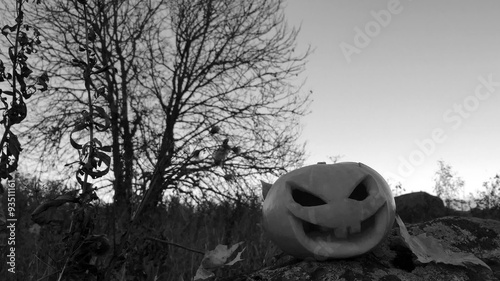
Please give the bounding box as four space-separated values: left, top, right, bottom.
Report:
0 189 275 280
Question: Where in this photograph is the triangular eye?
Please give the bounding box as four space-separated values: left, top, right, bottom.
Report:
349 177 370 201
292 188 326 206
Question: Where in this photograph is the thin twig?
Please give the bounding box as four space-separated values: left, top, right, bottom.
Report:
145 236 205 255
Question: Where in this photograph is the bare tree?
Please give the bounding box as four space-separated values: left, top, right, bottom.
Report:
475 174 500 210
12 0 171 229
433 160 464 207
14 0 311 223
328 154 344 164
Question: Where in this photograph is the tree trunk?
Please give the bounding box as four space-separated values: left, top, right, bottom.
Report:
133 123 175 220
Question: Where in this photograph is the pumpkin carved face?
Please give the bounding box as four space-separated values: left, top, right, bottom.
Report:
262 162 395 259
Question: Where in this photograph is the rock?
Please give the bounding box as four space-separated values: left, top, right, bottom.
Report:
395 192 448 223
237 216 500 281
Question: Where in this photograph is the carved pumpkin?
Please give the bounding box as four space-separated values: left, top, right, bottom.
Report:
262 162 395 259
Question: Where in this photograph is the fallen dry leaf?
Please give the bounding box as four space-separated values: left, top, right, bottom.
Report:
396 215 490 270
194 242 245 280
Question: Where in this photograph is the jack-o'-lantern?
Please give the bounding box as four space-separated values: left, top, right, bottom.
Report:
262 162 395 259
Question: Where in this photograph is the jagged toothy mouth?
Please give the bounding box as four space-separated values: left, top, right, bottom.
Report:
301 204 384 241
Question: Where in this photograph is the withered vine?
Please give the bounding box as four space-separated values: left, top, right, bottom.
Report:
17 0 113 279
0 0 46 181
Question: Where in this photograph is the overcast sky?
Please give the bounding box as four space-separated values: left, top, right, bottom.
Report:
284 0 500 198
